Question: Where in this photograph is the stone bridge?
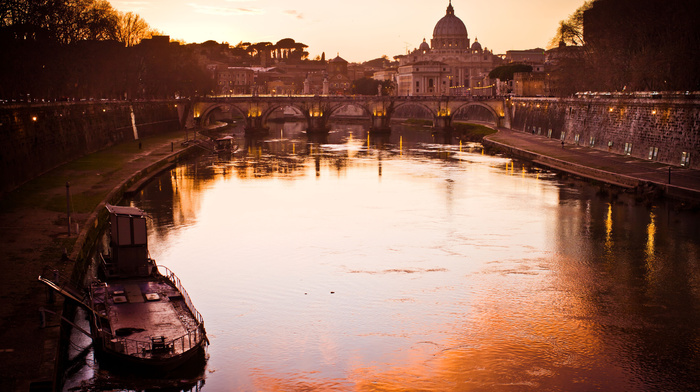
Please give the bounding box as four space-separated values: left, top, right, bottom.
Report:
187 95 509 134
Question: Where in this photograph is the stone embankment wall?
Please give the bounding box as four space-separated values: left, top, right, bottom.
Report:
509 94 700 169
0 100 186 195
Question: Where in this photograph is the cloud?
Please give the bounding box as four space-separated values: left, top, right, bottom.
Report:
283 10 304 20
187 3 263 16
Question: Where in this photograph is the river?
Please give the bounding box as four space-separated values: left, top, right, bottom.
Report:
64 122 700 391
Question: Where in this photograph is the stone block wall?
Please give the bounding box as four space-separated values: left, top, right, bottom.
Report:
510 95 700 169
0 101 181 195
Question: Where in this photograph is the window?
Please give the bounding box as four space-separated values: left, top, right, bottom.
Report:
560 132 566 141
547 129 552 138
681 152 691 167
648 147 659 160
624 143 633 155
589 136 596 147
428 79 434 88
574 134 580 144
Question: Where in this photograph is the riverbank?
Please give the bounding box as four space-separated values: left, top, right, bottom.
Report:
483 127 700 204
0 129 195 392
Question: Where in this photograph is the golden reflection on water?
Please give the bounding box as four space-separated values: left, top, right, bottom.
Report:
167 165 203 227
604 203 614 255
645 209 658 282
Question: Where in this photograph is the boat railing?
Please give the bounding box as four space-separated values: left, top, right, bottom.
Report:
156 265 205 325
91 265 207 359
97 323 206 358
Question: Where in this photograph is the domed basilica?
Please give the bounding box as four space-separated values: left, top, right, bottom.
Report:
395 1 502 96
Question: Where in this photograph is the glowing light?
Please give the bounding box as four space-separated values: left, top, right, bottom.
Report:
604 203 613 254
651 110 657 115
31 116 38 121
645 210 656 262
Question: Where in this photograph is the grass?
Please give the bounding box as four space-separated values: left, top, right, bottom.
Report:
453 123 497 141
0 130 183 213
401 118 433 126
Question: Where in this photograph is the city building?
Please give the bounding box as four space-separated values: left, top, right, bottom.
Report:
505 48 546 69
216 67 254 95
393 1 502 96
326 54 351 94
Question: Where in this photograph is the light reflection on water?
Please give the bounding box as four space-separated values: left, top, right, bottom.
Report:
95 123 700 391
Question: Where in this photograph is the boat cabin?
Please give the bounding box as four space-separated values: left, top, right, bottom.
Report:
215 136 234 152
105 204 154 278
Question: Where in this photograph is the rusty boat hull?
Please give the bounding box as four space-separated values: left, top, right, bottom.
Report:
88 265 208 374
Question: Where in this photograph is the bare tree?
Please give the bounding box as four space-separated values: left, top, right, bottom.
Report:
115 11 150 46
549 1 593 48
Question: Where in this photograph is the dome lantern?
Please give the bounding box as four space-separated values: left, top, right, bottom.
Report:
431 1 469 51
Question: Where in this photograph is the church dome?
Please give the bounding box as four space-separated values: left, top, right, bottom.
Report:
431 1 469 51
471 38 482 52
432 1 467 39
419 39 430 52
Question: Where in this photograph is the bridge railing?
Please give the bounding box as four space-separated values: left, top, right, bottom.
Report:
202 94 501 102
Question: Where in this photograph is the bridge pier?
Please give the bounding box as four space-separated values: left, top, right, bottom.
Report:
433 114 453 133
244 114 269 136
306 115 330 134
370 114 392 133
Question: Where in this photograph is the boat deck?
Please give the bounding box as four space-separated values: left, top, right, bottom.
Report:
95 277 200 357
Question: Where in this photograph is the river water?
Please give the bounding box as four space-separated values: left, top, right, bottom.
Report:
66 122 700 391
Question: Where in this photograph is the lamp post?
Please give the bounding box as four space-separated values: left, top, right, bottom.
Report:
66 182 71 236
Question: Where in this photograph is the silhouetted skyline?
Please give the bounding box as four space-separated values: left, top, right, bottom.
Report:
109 0 588 62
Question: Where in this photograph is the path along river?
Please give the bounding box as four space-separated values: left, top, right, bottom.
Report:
65 122 700 391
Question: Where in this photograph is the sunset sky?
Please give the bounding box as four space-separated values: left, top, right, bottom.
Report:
109 0 587 62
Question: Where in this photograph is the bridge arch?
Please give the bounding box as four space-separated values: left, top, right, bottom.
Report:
198 103 248 126
392 101 438 120
327 102 372 119
451 102 501 126
260 103 306 123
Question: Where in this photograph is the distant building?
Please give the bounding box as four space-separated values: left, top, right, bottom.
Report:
513 72 546 96
505 48 546 67
216 67 254 94
393 1 502 96
397 61 452 96
327 54 348 76
326 54 351 94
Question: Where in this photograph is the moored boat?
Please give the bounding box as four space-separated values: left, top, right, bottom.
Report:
40 204 208 374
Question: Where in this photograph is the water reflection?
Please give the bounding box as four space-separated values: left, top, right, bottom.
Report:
73 122 700 391
646 209 657 282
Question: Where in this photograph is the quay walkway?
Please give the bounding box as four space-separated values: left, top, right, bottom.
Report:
484 127 700 203
1 125 698 391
